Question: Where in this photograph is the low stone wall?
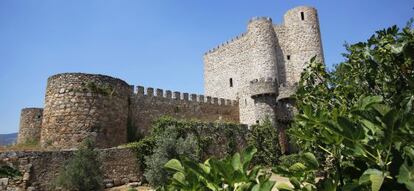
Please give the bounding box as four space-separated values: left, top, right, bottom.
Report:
0 148 141 190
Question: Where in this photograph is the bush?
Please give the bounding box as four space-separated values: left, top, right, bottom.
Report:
248 119 281 166
124 116 248 185
144 128 200 187
54 139 103 191
161 146 275 191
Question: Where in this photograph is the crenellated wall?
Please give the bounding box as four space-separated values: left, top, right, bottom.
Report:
40 73 133 149
16 5 324 150
204 6 324 126
130 86 239 135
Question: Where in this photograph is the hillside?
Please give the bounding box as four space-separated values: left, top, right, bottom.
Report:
0 133 17 146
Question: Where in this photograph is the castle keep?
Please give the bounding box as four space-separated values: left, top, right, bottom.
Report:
17 6 324 149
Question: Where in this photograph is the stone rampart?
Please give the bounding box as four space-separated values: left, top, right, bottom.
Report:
40 73 133 149
0 148 141 190
131 86 240 134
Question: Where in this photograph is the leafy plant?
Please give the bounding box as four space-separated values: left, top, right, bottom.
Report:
0 165 21 178
144 128 200 187
273 152 319 191
54 139 103 191
287 23 414 190
161 146 275 191
248 118 281 166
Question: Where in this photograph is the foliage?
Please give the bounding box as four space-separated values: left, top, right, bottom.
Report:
160 146 275 191
0 165 21 178
54 139 103 191
248 119 281 166
287 23 414 190
124 117 247 186
144 129 200 187
273 152 319 191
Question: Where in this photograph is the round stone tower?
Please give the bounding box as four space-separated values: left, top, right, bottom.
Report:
40 73 133 149
247 17 278 79
283 6 324 84
17 108 43 144
249 77 278 124
238 17 279 125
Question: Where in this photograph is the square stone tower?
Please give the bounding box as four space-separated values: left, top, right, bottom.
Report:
204 6 324 126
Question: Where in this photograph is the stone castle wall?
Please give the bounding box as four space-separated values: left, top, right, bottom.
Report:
204 6 324 126
40 73 133 149
131 86 239 135
26 72 239 149
0 148 141 190
17 108 43 144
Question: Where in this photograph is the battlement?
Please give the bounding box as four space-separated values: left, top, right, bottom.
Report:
278 82 298 101
135 86 238 106
249 77 278 98
204 32 247 55
248 16 272 23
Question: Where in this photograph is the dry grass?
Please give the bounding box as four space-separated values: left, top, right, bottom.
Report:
0 143 43 152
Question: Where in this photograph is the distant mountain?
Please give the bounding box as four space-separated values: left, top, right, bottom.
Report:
0 133 17 146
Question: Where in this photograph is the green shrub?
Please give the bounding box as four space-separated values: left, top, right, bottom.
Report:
54 139 103 191
144 128 200 187
0 165 21 178
247 119 281 166
124 116 248 185
161 146 275 191
284 23 414 190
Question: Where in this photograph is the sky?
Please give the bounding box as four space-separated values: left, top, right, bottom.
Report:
0 0 412 134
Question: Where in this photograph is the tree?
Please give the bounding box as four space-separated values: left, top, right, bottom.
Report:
282 23 414 190
54 139 103 191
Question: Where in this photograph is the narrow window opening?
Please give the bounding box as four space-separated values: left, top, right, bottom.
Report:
229 78 233 87
245 99 247 106
300 12 305 20
256 120 259 124
287 55 291 60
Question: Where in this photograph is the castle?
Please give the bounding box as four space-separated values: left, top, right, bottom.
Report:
17 6 324 149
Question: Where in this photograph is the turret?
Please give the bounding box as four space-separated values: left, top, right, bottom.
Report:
283 6 324 84
249 78 278 124
247 17 278 79
40 73 133 149
17 108 43 144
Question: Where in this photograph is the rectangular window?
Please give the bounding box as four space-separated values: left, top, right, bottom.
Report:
287 55 291 60
301 12 305 20
229 78 233 87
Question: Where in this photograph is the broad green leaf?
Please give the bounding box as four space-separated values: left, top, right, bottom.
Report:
359 168 385 191
253 181 275 191
172 172 186 185
397 162 414 191
232 153 242 171
302 152 319 169
289 177 301 188
289 162 307 172
164 159 184 172
275 182 294 191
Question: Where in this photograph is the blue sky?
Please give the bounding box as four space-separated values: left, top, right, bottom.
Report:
0 0 412 134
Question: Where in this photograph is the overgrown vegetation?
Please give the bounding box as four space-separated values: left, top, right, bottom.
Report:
124 117 248 187
153 21 414 191
54 139 103 191
247 119 281 166
0 163 21 178
280 23 414 190
161 146 275 191
144 129 200 186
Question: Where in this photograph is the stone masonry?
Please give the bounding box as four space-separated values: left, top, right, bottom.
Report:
17 6 324 150
204 6 324 126
17 108 43 145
